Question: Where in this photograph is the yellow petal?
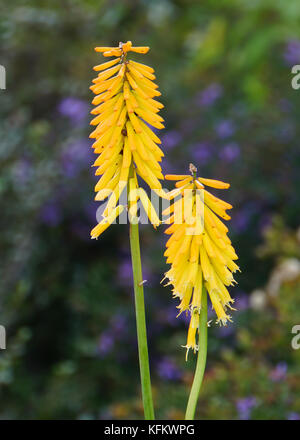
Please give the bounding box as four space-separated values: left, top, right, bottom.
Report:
93 58 120 71
198 177 230 189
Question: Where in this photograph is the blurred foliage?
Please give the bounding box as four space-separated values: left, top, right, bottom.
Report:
0 0 300 419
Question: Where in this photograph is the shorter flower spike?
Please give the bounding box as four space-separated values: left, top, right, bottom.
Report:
163 167 239 357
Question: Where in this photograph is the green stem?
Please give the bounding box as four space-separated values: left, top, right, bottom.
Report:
185 288 208 420
129 220 155 420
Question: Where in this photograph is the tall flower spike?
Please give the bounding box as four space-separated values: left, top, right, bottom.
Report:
90 41 165 239
162 165 240 358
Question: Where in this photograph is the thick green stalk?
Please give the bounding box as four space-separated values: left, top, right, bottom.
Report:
185 288 208 420
129 220 155 420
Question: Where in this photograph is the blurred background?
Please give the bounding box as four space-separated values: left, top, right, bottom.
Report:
1 0 300 420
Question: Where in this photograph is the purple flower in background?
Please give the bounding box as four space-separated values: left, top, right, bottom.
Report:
217 324 235 338
234 292 249 311
161 158 174 175
177 310 190 325
283 39 300 66
207 301 215 320
70 221 90 241
118 260 133 286
236 397 257 420
287 412 300 420
99 408 113 420
156 305 181 327
117 258 152 286
162 130 182 149
84 201 99 223
12 158 32 184
232 211 249 233
110 314 128 335
97 314 129 357
278 98 293 113
98 331 115 357
196 83 223 107
61 139 92 178
270 362 287 382
259 213 272 234
216 119 235 139
58 97 89 123
180 118 197 134
278 122 295 143
40 201 61 227
232 202 257 234
219 142 240 162
156 357 182 381
190 142 213 165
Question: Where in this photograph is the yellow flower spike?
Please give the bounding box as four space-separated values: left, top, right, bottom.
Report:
162 166 239 357
90 42 167 419
90 41 164 236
